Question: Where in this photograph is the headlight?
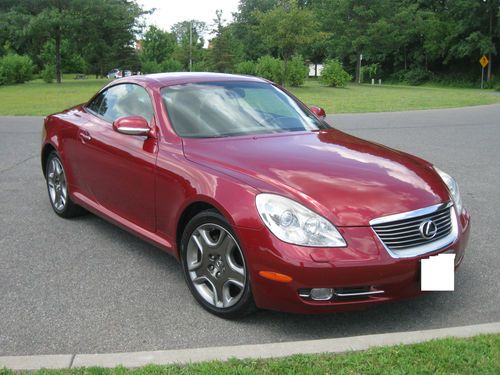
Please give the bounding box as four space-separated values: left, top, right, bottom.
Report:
255 193 346 247
434 167 462 213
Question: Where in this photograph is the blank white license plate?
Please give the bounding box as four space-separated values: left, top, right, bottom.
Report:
421 253 455 291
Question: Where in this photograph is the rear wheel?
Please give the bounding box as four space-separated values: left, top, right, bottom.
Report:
180 210 256 319
46 151 86 218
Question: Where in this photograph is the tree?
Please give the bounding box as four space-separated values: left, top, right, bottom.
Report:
254 0 317 84
209 10 244 72
171 20 206 70
232 0 277 60
141 25 176 64
0 0 146 81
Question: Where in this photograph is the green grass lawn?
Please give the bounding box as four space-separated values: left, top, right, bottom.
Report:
1 334 498 374
288 80 500 114
0 77 109 116
0 77 499 116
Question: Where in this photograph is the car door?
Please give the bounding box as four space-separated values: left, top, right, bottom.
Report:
79 83 157 232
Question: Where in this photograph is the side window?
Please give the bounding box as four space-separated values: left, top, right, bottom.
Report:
87 84 154 124
87 92 105 114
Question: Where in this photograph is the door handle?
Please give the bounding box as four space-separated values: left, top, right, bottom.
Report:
79 130 92 142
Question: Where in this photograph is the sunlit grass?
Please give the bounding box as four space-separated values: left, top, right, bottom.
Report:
288 79 500 114
1 76 499 116
0 334 498 374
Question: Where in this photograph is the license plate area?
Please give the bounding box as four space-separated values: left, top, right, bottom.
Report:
420 253 455 291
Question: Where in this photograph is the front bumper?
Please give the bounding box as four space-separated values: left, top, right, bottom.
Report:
236 208 471 314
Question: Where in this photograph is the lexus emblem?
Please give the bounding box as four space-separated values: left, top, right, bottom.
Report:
419 220 438 239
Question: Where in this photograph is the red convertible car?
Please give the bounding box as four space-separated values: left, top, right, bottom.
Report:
41 73 470 318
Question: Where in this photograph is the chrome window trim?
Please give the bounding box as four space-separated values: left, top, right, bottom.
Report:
370 201 458 259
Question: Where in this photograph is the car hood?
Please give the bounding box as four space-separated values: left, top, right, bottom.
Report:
182 129 450 226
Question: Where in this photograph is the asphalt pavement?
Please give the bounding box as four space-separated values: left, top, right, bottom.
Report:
0 105 499 356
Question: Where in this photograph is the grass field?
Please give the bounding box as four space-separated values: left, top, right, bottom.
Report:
0 77 499 116
288 80 500 113
1 334 498 374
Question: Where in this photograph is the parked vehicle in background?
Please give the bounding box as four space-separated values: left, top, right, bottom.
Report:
106 68 121 79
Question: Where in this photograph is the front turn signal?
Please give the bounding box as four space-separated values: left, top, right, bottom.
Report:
258 271 293 283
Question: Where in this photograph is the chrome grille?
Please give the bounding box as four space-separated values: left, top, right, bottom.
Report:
371 202 455 256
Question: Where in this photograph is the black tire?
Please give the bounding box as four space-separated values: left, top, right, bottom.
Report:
180 209 257 319
45 151 86 218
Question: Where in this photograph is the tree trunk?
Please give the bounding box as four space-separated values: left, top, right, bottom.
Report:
487 2 493 81
487 53 492 81
355 53 361 84
55 25 62 83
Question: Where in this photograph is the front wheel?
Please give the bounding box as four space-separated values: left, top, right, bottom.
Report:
45 151 86 218
180 210 256 319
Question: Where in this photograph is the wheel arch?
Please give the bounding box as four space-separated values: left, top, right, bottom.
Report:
41 143 57 178
175 200 223 258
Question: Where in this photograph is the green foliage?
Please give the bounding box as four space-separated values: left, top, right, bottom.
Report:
255 55 283 83
0 54 34 84
171 20 207 70
141 26 176 65
495 85 500 92
395 68 434 86
362 63 380 81
234 60 257 75
161 58 183 72
41 63 55 83
254 0 317 71
141 60 162 74
210 11 244 73
192 60 213 72
286 55 308 87
320 59 351 87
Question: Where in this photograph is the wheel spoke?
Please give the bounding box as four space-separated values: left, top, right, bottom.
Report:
60 193 66 206
225 266 245 289
198 227 226 248
212 279 225 308
192 275 208 285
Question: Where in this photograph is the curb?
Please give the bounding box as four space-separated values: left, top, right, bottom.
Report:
1 322 499 370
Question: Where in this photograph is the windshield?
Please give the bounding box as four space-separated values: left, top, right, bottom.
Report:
161 81 330 138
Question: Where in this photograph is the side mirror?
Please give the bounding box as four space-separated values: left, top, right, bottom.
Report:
113 116 151 136
310 106 326 120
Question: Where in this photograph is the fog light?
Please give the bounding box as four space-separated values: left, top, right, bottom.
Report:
310 288 334 301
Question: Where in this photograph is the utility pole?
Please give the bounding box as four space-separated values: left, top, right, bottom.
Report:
189 21 193 72
487 0 493 81
357 53 363 84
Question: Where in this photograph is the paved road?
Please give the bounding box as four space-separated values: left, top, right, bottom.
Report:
1 105 499 356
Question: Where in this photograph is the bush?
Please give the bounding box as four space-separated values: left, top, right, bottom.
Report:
191 60 213 72
320 59 351 87
361 63 380 82
286 55 308 87
400 67 433 85
495 84 500 92
234 60 257 76
256 55 284 84
0 54 34 84
161 58 183 72
41 64 55 83
141 60 162 74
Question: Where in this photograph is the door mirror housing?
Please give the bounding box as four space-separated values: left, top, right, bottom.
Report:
113 116 151 136
310 106 326 120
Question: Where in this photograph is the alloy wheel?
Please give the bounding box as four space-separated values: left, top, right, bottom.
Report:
47 157 68 212
186 223 247 309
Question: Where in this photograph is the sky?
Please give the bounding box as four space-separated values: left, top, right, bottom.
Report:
137 0 240 34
